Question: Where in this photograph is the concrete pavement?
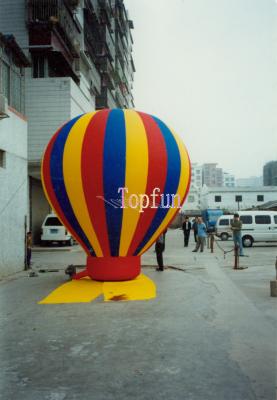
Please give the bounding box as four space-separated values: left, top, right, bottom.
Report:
0 229 276 400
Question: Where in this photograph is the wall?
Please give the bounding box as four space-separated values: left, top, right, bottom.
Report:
0 108 28 277
70 78 94 118
30 178 51 244
25 78 71 162
0 0 28 49
201 188 277 212
26 77 93 242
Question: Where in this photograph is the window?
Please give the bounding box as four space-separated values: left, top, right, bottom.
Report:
187 195 195 203
219 219 230 226
0 149 6 168
1 61 10 102
240 215 253 224
255 215 271 224
274 216 277 224
257 195 264 202
33 55 46 78
235 195 242 202
0 47 25 113
45 217 63 226
215 196 221 202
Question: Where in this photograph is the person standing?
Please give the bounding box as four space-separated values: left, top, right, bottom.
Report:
155 232 166 271
182 216 191 247
192 217 207 252
26 231 32 269
231 213 244 256
192 217 198 243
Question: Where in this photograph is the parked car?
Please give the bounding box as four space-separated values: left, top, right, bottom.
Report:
216 211 277 247
41 214 74 246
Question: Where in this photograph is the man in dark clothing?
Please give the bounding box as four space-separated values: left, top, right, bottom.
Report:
155 232 166 271
192 217 198 242
182 216 191 247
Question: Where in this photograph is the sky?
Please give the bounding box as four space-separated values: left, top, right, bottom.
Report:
124 0 277 179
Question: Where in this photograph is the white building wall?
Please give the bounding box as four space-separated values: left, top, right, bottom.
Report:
70 78 94 118
25 77 94 241
182 186 201 213
191 163 203 188
201 187 277 212
0 108 28 277
25 77 94 161
0 0 28 49
25 78 71 161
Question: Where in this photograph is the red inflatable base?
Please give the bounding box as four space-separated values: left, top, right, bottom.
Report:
73 255 141 282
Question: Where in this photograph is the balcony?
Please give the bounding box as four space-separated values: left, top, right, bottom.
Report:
96 87 117 109
80 50 101 94
116 34 128 65
84 0 100 23
115 59 126 84
28 0 81 58
115 88 125 108
102 25 115 61
98 58 115 89
99 0 113 25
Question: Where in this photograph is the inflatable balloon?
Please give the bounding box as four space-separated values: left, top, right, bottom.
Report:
41 109 191 281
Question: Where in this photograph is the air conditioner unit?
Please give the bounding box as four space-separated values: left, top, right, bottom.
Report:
0 94 9 119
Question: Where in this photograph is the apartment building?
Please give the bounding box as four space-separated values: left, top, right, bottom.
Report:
190 163 202 188
0 0 135 242
263 161 277 186
0 33 30 276
202 163 223 187
223 172 235 187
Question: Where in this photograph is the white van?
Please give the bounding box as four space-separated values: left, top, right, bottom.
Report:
41 214 74 246
215 215 233 240
216 211 277 247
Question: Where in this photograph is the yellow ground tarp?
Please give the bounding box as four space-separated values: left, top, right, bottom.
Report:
38 274 156 304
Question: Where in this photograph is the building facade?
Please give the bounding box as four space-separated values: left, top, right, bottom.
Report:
0 0 135 242
0 34 30 277
236 176 263 187
190 163 202 188
223 172 235 187
200 186 277 212
202 163 223 187
263 161 277 186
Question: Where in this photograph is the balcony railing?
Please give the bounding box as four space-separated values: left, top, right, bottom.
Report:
85 0 100 23
115 88 125 108
28 0 80 57
103 25 115 61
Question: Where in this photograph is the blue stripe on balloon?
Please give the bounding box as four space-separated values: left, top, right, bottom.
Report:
135 116 181 255
103 109 126 256
50 115 96 256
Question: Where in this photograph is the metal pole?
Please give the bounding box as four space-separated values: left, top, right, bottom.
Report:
234 244 239 269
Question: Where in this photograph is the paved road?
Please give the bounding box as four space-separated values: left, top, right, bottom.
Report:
0 229 276 400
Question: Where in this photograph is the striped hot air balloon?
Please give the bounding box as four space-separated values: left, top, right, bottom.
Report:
42 109 191 281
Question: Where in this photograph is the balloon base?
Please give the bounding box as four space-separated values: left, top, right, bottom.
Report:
73 256 141 282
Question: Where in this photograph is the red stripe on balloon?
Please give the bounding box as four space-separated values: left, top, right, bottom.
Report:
42 128 90 254
81 110 111 256
127 111 168 256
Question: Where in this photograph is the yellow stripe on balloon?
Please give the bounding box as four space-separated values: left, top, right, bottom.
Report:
119 110 149 256
63 113 103 257
138 131 190 255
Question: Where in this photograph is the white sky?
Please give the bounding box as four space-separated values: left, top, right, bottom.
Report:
124 0 277 179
